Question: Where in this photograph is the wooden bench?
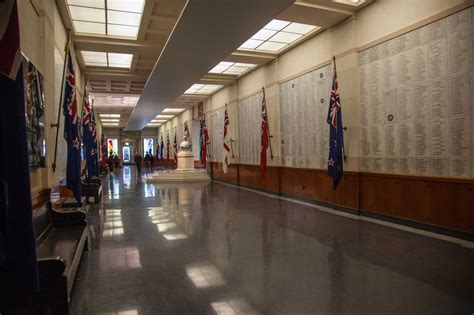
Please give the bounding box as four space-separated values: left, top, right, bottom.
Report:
33 202 88 314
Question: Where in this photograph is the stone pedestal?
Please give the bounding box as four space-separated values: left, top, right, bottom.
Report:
144 149 210 183
177 151 194 171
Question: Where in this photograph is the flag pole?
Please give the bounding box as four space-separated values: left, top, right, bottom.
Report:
51 30 71 172
262 87 273 160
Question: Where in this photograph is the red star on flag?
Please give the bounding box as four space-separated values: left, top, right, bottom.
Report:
73 137 80 149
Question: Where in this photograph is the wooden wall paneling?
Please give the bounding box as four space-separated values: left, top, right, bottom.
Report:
211 162 239 184
238 164 280 193
359 173 474 234
451 183 474 232
333 172 359 210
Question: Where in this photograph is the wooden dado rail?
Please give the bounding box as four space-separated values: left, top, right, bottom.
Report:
210 162 474 237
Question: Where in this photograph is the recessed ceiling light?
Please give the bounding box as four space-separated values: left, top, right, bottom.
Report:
155 115 174 119
163 108 185 113
238 19 319 53
151 120 167 123
101 119 120 122
184 84 223 95
100 114 121 118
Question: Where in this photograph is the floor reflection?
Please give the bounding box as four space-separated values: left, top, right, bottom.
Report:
122 166 131 189
185 261 226 288
211 298 258 315
70 167 474 315
144 183 155 198
107 179 120 200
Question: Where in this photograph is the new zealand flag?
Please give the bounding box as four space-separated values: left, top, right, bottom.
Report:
63 54 82 202
160 134 164 160
82 94 98 180
326 56 344 190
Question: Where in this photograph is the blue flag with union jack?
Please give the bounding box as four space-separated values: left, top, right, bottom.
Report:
82 93 98 180
326 56 344 189
63 53 82 202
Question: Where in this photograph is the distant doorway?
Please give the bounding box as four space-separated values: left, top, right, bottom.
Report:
122 146 131 164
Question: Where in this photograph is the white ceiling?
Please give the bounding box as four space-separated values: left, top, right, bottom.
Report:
125 0 295 130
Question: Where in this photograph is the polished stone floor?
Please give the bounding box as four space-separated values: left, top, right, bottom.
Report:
69 166 474 315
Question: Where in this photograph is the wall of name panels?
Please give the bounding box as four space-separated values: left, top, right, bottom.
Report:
358 7 473 177
238 92 262 165
280 64 332 169
210 107 224 162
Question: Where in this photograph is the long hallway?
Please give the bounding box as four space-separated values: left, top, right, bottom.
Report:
69 167 473 314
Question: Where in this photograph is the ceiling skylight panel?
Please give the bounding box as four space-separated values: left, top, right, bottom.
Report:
108 0 145 13
256 41 287 52
270 31 302 44
156 115 173 119
185 84 204 94
107 10 141 26
108 53 133 68
108 24 138 38
209 62 233 74
82 51 107 66
251 29 277 41
163 108 185 113
239 19 318 53
69 6 105 23
199 86 219 92
264 19 290 31
67 0 104 8
73 21 106 35
67 0 144 39
283 22 317 34
224 66 249 75
185 84 222 94
240 39 263 49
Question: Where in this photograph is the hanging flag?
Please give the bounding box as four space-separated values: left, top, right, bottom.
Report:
173 131 178 165
183 121 190 140
0 0 21 80
326 56 344 189
222 105 231 174
100 133 107 167
91 106 99 175
0 0 39 298
82 93 98 179
160 134 164 160
166 131 170 160
200 117 209 167
260 87 270 176
63 52 82 202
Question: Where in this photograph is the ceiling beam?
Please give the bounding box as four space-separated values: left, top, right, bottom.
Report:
228 51 276 65
84 71 149 82
126 0 294 130
73 35 163 56
294 1 355 15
